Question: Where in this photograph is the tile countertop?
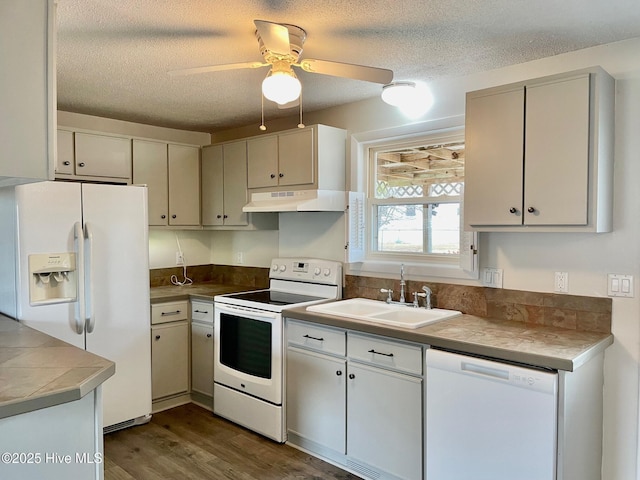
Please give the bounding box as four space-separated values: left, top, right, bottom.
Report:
284 305 613 372
0 315 115 420
150 282 256 303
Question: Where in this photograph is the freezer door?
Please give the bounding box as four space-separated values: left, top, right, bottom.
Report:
81 183 152 428
14 181 85 349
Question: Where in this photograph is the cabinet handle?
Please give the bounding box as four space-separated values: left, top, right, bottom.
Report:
206 333 212 338
527 206 536 213
78 162 85 167
172 214 177 219
270 173 276 179
216 215 222 219
161 310 181 316
279 173 284 178
194 310 209 314
155 335 161 340
368 348 394 357
161 214 166 219
63 161 70 166
223 214 228 219
336 370 343 376
348 373 355 379
509 207 518 214
303 334 324 342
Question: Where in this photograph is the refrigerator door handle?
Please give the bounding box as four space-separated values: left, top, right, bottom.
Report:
74 222 85 335
84 222 96 333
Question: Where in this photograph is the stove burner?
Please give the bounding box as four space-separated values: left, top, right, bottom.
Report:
223 289 325 306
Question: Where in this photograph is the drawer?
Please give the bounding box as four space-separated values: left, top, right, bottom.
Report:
287 319 346 357
191 301 214 324
347 331 423 375
151 300 189 324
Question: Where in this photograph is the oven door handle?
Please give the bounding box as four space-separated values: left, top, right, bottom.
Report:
215 303 280 321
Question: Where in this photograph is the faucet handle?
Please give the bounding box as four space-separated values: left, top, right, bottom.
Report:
380 288 393 303
422 285 432 294
412 291 427 307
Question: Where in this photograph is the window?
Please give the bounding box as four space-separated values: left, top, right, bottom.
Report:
371 141 464 256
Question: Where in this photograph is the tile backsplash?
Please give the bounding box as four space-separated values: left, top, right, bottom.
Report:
149 265 611 334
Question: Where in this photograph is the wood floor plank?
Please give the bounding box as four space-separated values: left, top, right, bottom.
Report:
105 403 360 480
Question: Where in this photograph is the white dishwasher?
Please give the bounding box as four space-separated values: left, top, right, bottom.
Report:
426 348 558 480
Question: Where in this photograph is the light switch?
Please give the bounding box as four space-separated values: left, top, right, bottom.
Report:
608 274 634 297
482 268 503 288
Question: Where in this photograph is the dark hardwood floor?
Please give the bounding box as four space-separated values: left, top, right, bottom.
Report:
104 403 360 480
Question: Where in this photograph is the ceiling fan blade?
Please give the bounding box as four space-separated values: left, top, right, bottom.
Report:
297 59 393 84
168 61 268 77
254 20 291 56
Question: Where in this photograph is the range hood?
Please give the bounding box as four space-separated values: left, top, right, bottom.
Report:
242 190 346 213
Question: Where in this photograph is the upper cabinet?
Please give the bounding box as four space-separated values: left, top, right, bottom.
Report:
246 124 346 192
202 142 277 230
56 130 132 183
0 0 55 186
132 140 201 227
464 67 614 232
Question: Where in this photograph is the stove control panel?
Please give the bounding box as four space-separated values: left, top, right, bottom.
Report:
270 258 343 285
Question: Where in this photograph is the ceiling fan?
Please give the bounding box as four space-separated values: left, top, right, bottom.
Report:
168 20 394 107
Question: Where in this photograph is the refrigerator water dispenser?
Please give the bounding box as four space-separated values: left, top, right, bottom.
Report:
28 253 77 305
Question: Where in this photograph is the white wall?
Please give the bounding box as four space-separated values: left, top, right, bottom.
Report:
212 37 640 480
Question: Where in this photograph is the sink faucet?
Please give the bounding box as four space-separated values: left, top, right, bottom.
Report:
399 264 406 304
422 286 432 309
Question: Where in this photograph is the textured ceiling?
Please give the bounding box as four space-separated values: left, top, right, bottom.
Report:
56 0 640 133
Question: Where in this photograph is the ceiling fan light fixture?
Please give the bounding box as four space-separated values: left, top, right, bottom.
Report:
381 81 417 107
262 69 302 105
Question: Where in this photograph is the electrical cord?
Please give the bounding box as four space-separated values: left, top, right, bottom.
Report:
170 234 193 286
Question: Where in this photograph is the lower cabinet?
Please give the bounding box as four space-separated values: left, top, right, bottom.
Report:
191 301 214 400
151 301 189 401
286 319 424 480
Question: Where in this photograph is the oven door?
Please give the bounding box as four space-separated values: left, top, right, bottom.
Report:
214 302 282 405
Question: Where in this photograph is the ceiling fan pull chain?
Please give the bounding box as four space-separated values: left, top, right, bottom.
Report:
259 94 267 131
298 91 304 128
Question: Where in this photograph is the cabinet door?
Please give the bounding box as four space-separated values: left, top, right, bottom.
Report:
0 0 52 183
201 145 225 226
286 346 346 454
222 141 249 226
347 362 422 480
168 144 200 226
151 322 189 399
278 128 315 187
524 75 590 225
464 88 525 226
247 135 279 188
75 132 132 179
191 322 214 397
56 129 75 175
133 139 169 226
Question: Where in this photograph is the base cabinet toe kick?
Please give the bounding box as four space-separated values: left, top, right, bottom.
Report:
284 317 606 480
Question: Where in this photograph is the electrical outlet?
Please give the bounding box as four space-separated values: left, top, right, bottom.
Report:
235 252 244 264
175 252 184 265
554 272 569 293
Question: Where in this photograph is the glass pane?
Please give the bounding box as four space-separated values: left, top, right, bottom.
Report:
219 313 272 379
376 203 460 254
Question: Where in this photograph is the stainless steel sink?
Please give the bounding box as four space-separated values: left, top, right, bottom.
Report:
306 298 461 329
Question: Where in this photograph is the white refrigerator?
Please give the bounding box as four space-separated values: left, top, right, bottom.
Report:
0 181 152 431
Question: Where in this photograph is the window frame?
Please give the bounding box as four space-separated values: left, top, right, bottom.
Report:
347 120 478 281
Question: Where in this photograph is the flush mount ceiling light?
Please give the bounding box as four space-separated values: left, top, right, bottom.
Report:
261 61 302 105
381 81 417 107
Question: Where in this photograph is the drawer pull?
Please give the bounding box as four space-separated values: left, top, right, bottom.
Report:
206 333 212 338
348 373 355 379
155 335 161 340
194 309 209 314
368 348 394 357
161 310 181 316
336 370 343 376
303 334 324 342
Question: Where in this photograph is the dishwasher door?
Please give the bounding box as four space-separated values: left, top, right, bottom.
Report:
426 349 558 480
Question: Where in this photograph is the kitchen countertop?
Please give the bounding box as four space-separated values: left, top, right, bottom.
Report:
150 282 255 303
0 315 115 420
284 305 613 372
